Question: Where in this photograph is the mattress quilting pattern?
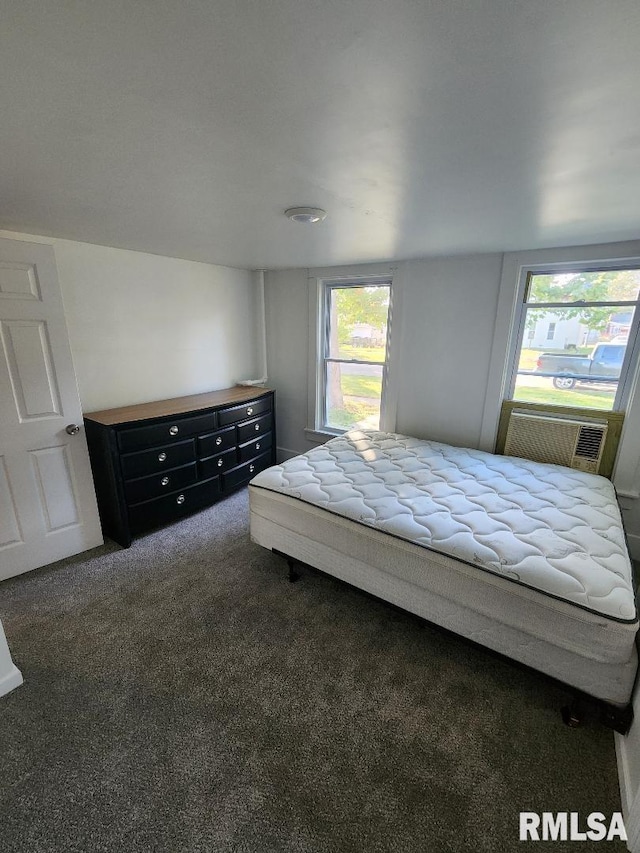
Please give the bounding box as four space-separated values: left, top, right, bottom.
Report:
250 430 636 622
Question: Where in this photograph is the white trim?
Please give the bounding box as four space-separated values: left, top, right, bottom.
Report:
307 272 323 434
616 731 640 852
616 732 634 816
253 269 268 380
480 242 640 463
479 252 512 450
276 446 301 462
0 620 23 698
0 664 23 698
306 265 399 436
380 264 403 434
303 427 336 444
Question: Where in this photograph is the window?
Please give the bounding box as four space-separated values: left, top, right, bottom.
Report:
319 281 391 432
509 267 640 412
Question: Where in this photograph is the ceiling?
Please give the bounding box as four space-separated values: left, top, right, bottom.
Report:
1 0 639 270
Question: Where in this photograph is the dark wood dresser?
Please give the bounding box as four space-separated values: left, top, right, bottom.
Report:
84 386 276 547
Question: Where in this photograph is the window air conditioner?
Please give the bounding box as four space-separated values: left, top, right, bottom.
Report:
503 411 608 474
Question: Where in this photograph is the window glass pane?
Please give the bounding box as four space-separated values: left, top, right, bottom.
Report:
512 306 635 411
527 269 640 304
328 285 390 362
325 363 383 430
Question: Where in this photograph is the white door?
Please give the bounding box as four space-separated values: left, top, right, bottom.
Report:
0 237 103 581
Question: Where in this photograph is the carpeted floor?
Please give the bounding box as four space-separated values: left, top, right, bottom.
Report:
0 489 628 852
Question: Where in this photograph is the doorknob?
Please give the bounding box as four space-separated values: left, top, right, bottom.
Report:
65 424 81 435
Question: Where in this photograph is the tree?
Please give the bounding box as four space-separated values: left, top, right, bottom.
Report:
334 286 390 344
526 270 640 334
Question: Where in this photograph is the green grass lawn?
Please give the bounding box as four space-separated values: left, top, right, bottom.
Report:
326 400 379 429
341 374 382 398
338 344 386 362
513 385 614 409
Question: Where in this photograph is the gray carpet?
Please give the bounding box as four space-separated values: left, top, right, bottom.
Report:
0 489 627 852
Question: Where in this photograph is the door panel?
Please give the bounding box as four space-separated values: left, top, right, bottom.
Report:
0 456 22 548
0 237 103 581
30 446 80 531
1 320 62 419
0 260 41 300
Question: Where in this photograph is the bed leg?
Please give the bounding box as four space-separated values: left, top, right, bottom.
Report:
273 549 300 583
561 700 584 729
561 698 633 735
287 558 300 583
599 702 634 735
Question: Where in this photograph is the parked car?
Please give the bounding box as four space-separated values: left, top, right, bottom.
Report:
535 343 626 389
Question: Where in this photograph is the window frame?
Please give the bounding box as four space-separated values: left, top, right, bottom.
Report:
479 244 640 501
505 262 640 414
306 269 398 442
319 280 391 433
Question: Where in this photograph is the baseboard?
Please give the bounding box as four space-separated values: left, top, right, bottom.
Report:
276 446 300 463
616 706 640 852
0 664 23 698
616 732 634 813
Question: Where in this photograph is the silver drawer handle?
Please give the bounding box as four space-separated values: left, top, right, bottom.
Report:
161 476 170 486
158 452 167 462
215 436 223 445
217 458 223 467
255 423 260 431
249 464 255 473
176 494 185 505
247 407 253 415
169 425 179 436
255 442 261 450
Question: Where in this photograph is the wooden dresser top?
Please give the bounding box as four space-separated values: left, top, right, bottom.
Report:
84 385 273 426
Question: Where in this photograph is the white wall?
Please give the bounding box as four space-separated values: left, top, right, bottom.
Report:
0 230 258 412
264 268 312 455
394 255 503 447
0 619 22 698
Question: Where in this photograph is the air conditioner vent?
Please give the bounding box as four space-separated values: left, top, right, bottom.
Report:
575 426 606 461
504 412 608 474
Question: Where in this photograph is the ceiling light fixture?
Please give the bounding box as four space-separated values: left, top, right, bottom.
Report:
285 207 327 224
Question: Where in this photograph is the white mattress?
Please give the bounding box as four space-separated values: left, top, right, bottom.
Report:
250 430 636 624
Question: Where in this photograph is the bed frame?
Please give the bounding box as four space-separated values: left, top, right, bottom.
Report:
248 432 638 734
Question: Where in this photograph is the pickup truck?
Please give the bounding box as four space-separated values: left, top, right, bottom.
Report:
535 343 626 389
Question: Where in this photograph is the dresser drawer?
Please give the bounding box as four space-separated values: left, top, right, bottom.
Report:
223 452 272 491
198 426 236 458
120 439 196 479
118 412 218 453
199 448 237 479
124 462 198 504
128 477 221 531
218 396 271 427
238 432 272 464
237 414 271 444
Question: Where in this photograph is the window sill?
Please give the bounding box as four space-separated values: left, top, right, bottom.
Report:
304 427 344 444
